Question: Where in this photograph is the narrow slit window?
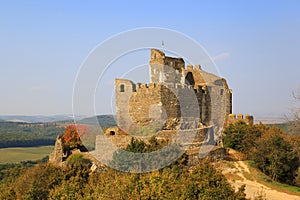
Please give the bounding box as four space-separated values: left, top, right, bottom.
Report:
120 84 125 92
220 89 224 95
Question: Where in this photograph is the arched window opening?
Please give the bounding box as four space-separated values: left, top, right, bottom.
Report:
120 84 125 92
185 72 195 86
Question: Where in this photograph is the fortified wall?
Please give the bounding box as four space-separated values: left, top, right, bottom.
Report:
226 114 254 126
51 49 253 167
115 49 232 133
93 49 234 165
115 79 212 130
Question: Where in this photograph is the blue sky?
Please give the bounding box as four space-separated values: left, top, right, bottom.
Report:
0 1 300 117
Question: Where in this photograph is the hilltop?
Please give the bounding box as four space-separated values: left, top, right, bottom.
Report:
0 114 80 123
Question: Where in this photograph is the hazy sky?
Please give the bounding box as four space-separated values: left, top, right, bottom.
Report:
1 1 300 117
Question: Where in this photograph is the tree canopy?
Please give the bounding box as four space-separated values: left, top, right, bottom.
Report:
223 121 300 185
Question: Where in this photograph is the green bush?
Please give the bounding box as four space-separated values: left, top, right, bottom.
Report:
66 153 91 166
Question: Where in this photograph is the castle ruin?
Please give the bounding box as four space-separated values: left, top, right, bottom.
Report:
93 49 237 166
50 48 253 168
115 49 232 133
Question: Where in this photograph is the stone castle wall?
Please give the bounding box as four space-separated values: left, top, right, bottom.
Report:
226 114 254 126
115 49 232 133
111 49 234 165
115 80 216 131
99 125 225 166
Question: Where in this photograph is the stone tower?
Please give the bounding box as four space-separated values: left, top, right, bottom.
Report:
115 49 232 133
149 49 185 84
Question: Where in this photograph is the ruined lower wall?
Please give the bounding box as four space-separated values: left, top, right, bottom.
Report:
49 136 64 165
97 126 225 166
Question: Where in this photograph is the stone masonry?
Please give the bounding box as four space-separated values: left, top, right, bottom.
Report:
115 49 232 133
50 49 254 167
93 49 252 165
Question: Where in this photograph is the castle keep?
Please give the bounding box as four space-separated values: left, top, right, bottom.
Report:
115 49 232 133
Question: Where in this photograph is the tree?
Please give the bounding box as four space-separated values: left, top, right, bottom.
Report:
287 134 300 186
223 121 266 153
110 137 184 172
49 158 91 199
223 121 248 151
66 153 92 166
84 160 246 199
13 164 63 199
185 161 245 199
1 153 247 199
287 87 300 135
61 125 89 153
250 126 298 183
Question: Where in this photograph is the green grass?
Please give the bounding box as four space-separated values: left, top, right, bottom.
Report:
0 146 53 164
265 180 300 194
244 160 300 196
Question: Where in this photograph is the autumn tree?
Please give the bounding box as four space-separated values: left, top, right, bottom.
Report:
0 136 248 200
61 125 90 153
13 164 63 199
289 87 300 135
250 126 298 183
286 134 300 186
85 160 246 199
49 156 91 199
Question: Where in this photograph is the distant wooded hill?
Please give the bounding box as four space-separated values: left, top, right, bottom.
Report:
0 121 64 148
0 115 81 123
0 115 116 148
77 115 116 128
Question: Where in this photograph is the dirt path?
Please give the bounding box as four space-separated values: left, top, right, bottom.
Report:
226 161 300 200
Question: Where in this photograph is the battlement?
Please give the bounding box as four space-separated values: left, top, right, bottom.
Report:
126 81 208 94
135 82 160 91
186 64 202 71
187 64 193 70
116 78 209 95
195 64 202 70
226 114 254 126
174 83 193 89
140 83 148 89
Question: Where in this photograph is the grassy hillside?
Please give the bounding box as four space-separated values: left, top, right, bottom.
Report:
0 146 53 164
